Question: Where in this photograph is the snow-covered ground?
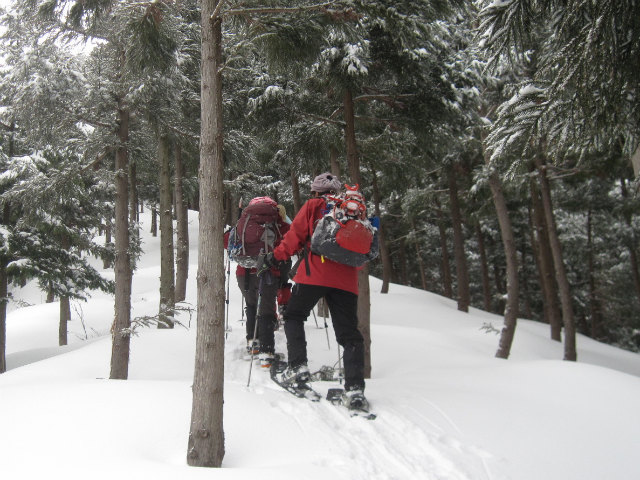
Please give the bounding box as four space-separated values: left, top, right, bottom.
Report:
1 209 639 480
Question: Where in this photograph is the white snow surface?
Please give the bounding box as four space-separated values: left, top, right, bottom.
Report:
1 209 639 480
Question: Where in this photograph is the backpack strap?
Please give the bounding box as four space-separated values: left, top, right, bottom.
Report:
241 213 251 256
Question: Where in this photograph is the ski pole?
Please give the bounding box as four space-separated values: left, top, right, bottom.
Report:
225 252 231 339
247 256 268 388
323 298 330 350
337 344 343 385
311 305 319 328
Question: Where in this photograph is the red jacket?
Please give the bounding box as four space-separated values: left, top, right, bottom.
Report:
273 197 359 295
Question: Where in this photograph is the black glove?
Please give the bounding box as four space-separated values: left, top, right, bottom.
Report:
256 252 278 276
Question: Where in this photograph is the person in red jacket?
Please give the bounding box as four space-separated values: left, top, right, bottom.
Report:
259 172 368 410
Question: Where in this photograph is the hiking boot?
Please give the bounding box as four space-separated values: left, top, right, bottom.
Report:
246 339 260 355
259 352 275 368
342 388 369 411
275 363 311 385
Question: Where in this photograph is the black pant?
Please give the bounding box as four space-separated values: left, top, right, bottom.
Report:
236 271 278 353
284 283 365 391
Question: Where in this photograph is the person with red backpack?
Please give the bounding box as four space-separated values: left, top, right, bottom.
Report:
258 173 369 411
226 196 290 368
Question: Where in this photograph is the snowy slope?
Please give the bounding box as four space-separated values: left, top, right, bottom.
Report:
1 209 639 480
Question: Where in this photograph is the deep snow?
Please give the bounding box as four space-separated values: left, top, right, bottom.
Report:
1 209 639 480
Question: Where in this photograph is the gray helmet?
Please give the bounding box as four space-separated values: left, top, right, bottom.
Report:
311 172 342 193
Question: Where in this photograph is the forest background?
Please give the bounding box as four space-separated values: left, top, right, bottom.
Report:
0 0 639 467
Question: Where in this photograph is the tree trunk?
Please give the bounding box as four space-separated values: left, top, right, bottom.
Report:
534 155 576 361
129 160 138 224
344 87 371 379
330 145 340 176
175 142 189 303
476 222 492 312
103 221 112 269
447 167 470 312
486 170 520 359
520 237 533 320
59 233 72 346
435 199 453 298
187 1 225 467
410 218 428 290
291 170 302 215
0 262 7 374
150 205 158 237
158 134 176 328
530 165 562 340
586 209 603 339
371 169 391 293
110 100 133 380
530 171 562 342
620 178 640 305
398 238 409 285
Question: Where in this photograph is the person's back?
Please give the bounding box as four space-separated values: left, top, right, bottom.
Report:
259 173 369 411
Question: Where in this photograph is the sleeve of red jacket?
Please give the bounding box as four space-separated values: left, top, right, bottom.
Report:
273 199 320 261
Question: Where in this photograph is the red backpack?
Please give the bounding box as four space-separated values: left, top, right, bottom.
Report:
228 197 282 268
310 185 379 267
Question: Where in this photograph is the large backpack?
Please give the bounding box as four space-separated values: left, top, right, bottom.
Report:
310 185 379 267
228 197 281 268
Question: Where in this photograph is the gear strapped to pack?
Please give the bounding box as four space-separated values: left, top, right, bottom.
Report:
310 184 379 267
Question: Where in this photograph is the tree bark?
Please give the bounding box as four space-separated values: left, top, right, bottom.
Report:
484 168 520 359
476 222 492 312
175 142 189 303
371 169 391 293
187 0 225 467
109 100 133 380
59 233 72 346
620 178 640 305
344 87 371 379
0 262 7 374
150 205 158 237
534 155 577 361
447 167 470 312
434 198 453 298
158 134 176 328
410 218 428 290
529 173 562 340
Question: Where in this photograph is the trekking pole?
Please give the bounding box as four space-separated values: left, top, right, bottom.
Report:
247 257 267 388
240 295 245 324
337 344 343 385
311 305 320 328
323 298 330 350
225 253 231 339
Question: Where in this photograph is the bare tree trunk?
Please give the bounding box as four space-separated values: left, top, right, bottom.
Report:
530 173 562 340
620 178 640 305
410 218 428 290
372 169 391 293
487 170 519 359
398 239 409 285
129 160 138 224
47 284 55 303
448 167 470 312
150 205 158 237
519 237 533 320
586 209 603 339
158 134 176 328
175 142 189 303
435 199 453 298
534 155 577 361
476 222 492 312
330 145 340 176
0 262 7 373
344 87 371 379
103 219 113 269
110 100 133 380
187 1 225 467
291 170 302 215
59 233 72 346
